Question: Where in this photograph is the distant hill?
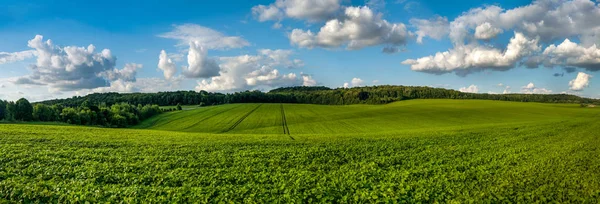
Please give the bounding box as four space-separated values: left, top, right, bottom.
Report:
37 85 600 107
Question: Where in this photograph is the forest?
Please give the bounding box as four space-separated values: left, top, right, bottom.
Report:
38 85 600 107
0 99 163 127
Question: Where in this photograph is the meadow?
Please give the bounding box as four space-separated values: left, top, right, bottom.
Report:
1 100 600 202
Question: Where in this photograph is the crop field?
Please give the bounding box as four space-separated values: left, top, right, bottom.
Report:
1 100 600 202
138 100 598 134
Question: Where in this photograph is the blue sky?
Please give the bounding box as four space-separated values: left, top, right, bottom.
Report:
0 0 599 101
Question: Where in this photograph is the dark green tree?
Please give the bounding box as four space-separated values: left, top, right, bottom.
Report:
176 103 182 111
14 98 33 121
5 101 16 121
0 100 6 121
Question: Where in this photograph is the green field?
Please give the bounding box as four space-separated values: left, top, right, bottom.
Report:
1 100 600 202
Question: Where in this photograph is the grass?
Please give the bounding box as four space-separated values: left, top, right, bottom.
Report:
139 100 597 134
1 99 600 202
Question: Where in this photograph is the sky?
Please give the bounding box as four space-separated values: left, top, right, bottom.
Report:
0 0 599 102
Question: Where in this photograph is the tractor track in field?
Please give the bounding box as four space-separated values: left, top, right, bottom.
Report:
222 104 263 133
280 104 293 140
148 106 214 128
183 105 240 131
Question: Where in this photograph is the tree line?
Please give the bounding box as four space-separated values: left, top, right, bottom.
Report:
38 85 600 107
0 98 163 127
3 85 598 128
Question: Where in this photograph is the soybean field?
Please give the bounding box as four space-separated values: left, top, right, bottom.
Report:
1 99 600 202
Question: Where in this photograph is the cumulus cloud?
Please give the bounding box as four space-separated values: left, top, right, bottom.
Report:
195 49 315 92
543 39 600 71
15 35 124 91
446 0 600 46
104 63 142 82
258 49 304 68
158 24 250 50
402 32 539 76
459 84 479 93
410 16 449 44
343 82 349 88
503 86 511 94
521 82 552 94
290 6 411 51
0 50 36 64
569 72 592 91
182 41 220 78
474 22 503 40
252 4 284 22
252 0 341 22
301 73 317 86
351 78 364 87
405 0 600 72
158 50 177 80
91 77 183 93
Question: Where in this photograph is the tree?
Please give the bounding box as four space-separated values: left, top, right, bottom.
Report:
5 101 16 121
33 104 58 121
0 100 6 121
61 108 80 125
14 98 33 121
176 103 182 111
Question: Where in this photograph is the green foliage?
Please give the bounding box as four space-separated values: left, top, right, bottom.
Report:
5 101 16 121
14 98 33 121
136 100 598 134
33 104 59 121
176 103 182 111
1 100 600 202
0 100 6 121
36 86 600 107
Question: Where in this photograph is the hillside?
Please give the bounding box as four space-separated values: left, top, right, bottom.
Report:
134 99 599 134
2 99 600 202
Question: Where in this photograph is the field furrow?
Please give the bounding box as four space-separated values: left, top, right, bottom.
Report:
222 104 263 133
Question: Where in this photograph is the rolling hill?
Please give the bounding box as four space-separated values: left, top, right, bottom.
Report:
134 99 598 134
2 99 600 202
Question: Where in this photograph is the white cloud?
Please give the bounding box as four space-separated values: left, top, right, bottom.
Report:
410 16 449 44
402 32 540 75
158 50 177 80
343 82 349 88
195 49 314 92
569 72 592 91
91 77 183 93
447 0 600 46
543 39 600 71
406 0 600 72
503 86 511 94
104 63 141 82
15 35 121 91
258 49 304 68
474 22 503 40
0 50 36 64
252 4 284 22
459 84 479 93
302 74 317 86
158 24 250 50
252 0 341 22
351 78 364 87
182 41 220 78
290 6 411 51
521 82 552 94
